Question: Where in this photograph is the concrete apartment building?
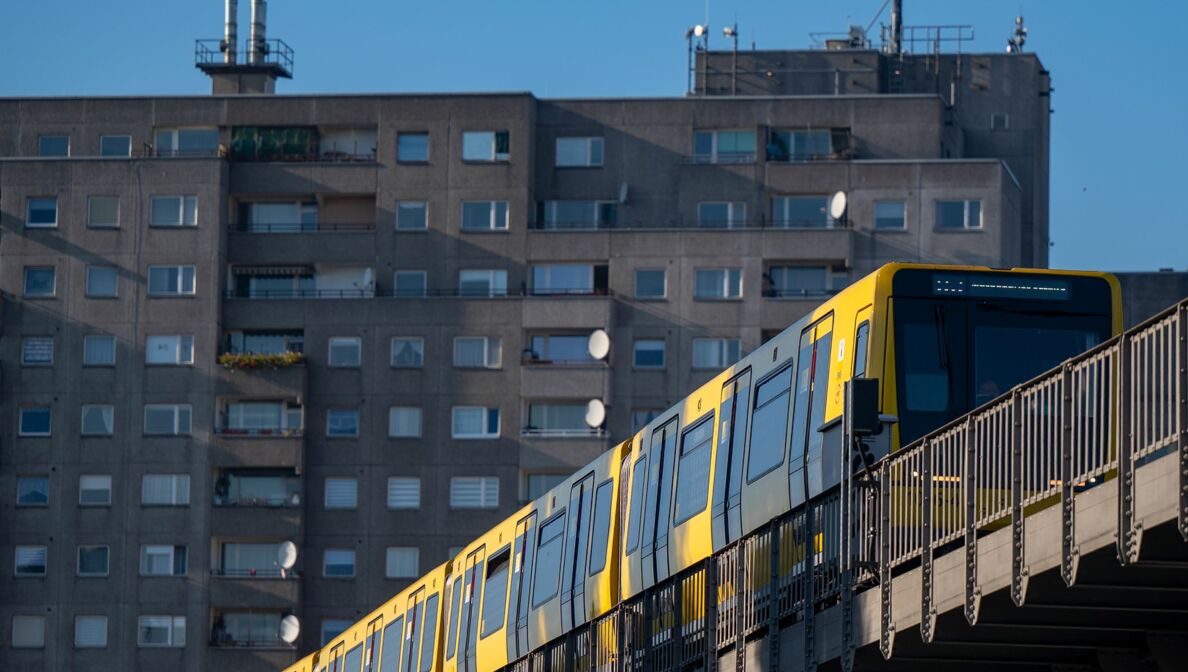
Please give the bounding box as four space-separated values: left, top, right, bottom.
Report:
0 12 1051 671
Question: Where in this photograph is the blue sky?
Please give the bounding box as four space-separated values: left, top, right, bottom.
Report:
2 0 1185 271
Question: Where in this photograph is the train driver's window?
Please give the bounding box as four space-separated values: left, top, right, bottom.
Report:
853 321 869 377
378 617 403 672
745 365 793 481
445 577 462 660
418 594 439 671
480 548 511 637
530 512 568 607
624 458 647 552
673 414 714 524
588 479 614 574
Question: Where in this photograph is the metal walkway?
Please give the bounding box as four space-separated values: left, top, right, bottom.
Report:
516 299 1188 672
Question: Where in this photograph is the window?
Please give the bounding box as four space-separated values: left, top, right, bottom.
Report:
77 546 110 577
693 129 756 163
396 201 428 230
387 477 421 509
537 201 615 229
15 545 48 576
394 270 428 297
874 200 906 230
452 407 501 439
772 196 834 228
139 544 187 576
239 201 318 232
150 196 198 227
324 549 356 577
327 409 360 437
328 337 362 367
325 477 358 509
221 401 302 436
16 475 48 506
531 513 566 606
137 615 186 647
692 338 741 369
697 201 747 228
694 268 742 299
631 409 660 433
525 402 592 435
21 336 53 366
454 336 502 368
936 200 983 229
633 339 665 369
991 112 1010 130
11 615 45 648
24 266 56 297
142 474 190 505
747 365 793 481
480 550 511 636
674 417 714 523
525 473 566 500
461 201 509 231
321 620 350 647
527 334 595 365
26 197 58 228
385 547 419 578
767 129 833 161
449 476 499 508
226 330 304 355
767 266 832 298
38 135 69 156
81 405 114 436
100 134 132 157
397 133 430 162
79 475 112 506
143 404 191 435
634 269 667 299
83 335 116 366
391 337 424 367
146 335 193 365
19 407 52 436
531 263 606 295
147 265 196 296
388 407 423 438
459 269 508 297
155 126 218 156
587 480 614 574
88 196 120 228
85 266 119 298
854 321 870 378
462 131 509 161
555 137 604 167
74 615 108 649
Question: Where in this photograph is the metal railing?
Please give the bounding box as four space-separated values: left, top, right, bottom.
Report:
520 427 607 439
195 38 294 75
230 222 375 233
213 426 303 437
210 568 299 579
528 217 849 231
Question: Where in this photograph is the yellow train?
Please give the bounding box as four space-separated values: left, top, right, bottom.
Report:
283 263 1121 672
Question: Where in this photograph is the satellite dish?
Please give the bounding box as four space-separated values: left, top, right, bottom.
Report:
277 541 298 570
693 24 706 37
618 182 629 205
587 329 611 360
278 615 301 644
585 399 607 428
829 191 848 220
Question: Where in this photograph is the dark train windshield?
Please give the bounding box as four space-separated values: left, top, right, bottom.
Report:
892 271 1113 446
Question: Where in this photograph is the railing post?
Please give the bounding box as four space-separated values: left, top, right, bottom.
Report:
733 540 745 672
1178 302 1188 542
673 574 684 672
803 504 817 672
879 464 894 660
840 389 855 672
963 419 980 625
768 520 781 672
1118 332 1141 565
1010 390 1029 606
704 556 718 672
1061 363 1080 586
920 438 936 642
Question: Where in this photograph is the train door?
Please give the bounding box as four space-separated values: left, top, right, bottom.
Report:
417 591 441 672
507 511 537 660
362 615 383 672
741 360 794 536
378 612 404 672
561 474 594 631
712 369 751 549
641 417 679 588
458 548 487 672
402 588 426 672
619 442 647 598
328 643 345 672
584 477 616 616
788 315 835 502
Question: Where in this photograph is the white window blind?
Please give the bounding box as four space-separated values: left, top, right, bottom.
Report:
75 615 108 648
15 546 47 576
11 615 46 648
388 407 422 438
79 474 112 505
454 337 501 368
450 476 499 509
325 478 358 509
142 474 190 505
146 335 194 365
385 547 419 578
386 477 421 509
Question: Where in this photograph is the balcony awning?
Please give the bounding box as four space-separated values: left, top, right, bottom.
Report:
232 265 314 276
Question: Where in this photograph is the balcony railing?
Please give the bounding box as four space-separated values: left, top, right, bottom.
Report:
210 567 299 579
528 217 848 231
214 426 303 438
209 635 296 649
521 427 607 438
763 287 842 299
224 288 375 299
195 38 295 75
213 491 302 508
230 222 375 233
686 153 758 165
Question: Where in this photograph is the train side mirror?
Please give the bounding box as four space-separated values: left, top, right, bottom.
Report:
847 378 882 436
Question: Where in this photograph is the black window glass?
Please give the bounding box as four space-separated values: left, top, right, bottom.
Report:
344 645 363 672
746 366 792 481
854 322 870 377
445 578 462 660
419 594 439 671
588 480 614 574
378 617 403 672
673 416 714 523
480 552 510 637
531 513 566 606
805 331 833 495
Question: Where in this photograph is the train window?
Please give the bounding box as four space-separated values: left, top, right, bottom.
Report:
745 365 793 482
805 329 833 496
405 597 424 672
445 577 462 660
418 594 439 672
378 617 403 672
345 645 363 672
530 512 567 607
853 321 869 377
645 420 678 550
464 558 485 665
363 617 382 672
673 414 714 524
624 457 646 552
588 479 614 574
480 548 511 637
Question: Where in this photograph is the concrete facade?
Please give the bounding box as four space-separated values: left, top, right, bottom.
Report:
0 51 1047 671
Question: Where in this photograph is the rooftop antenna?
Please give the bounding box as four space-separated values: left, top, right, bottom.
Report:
1007 15 1028 53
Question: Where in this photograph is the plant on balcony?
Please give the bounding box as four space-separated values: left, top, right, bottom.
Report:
218 351 305 370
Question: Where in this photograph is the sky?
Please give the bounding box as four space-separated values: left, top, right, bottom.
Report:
1 0 1185 271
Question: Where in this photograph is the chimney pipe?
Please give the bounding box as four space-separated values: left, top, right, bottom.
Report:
223 0 238 64
890 0 903 55
249 0 267 65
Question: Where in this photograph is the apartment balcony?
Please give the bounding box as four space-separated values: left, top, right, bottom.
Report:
216 358 307 398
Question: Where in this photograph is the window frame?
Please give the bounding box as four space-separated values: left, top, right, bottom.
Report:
696 201 748 228
453 336 502 369
83 335 117 366
386 476 422 510
23 266 57 298
554 136 605 168
74 614 109 649
634 268 667 300
79 474 113 506
935 199 984 230
20 336 54 367
11 615 46 649
19 406 52 437
85 265 120 298
632 339 666 370
136 615 186 648
324 477 359 509
81 404 115 436
692 338 742 370
396 132 431 163
874 199 907 230
388 406 423 438
138 544 187 577
16 475 49 507
14 545 48 577
149 195 198 227
145 334 194 365
393 270 429 297
99 134 132 157
458 269 509 297
146 265 197 296
449 476 500 509
38 134 70 157
385 546 420 579
390 336 425 368
771 195 836 229
692 129 757 164
87 195 121 228
451 406 501 439
26 196 59 228
77 545 111 578
693 268 743 300
141 474 191 506
326 408 361 438
460 200 510 232
323 548 358 578
396 200 429 231
327 336 363 367
142 404 193 436
461 130 510 162
672 412 715 525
